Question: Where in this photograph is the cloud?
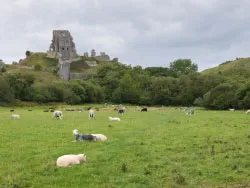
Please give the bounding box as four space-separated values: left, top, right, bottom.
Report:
1 0 250 71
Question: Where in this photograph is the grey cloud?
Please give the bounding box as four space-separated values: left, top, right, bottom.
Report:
1 0 250 71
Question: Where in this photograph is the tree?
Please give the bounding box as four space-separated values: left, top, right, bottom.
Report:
0 78 14 104
202 83 238 110
25 50 31 56
169 59 198 77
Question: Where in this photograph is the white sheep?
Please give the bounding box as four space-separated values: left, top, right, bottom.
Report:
108 116 120 121
91 134 108 141
53 110 63 120
229 108 235 111
89 109 95 119
246 109 250 114
56 153 86 167
11 114 20 119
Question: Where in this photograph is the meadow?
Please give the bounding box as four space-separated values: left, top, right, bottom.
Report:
0 106 250 188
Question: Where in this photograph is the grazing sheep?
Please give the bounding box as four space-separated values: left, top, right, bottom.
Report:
246 109 250 114
56 153 86 167
11 114 20 119
91 134 108 141
108 116 120 121
53 110 63 120
141 107 148 112
72 129 96 142
89 109 95 119
186 109 195 115
118 107 125 115
229 108 235 111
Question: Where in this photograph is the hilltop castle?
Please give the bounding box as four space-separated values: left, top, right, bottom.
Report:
47 30 113 81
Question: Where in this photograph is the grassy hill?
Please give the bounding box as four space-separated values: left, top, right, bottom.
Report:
20 52 58 68
201 57 250 83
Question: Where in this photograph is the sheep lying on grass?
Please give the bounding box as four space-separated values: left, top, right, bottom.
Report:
72 129 96 142
56 153 86 167
91 134 108 141
108 116 120 121
11 114 20 119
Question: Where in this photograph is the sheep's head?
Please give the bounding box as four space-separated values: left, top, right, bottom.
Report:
73 129 79 136
79 153 87 161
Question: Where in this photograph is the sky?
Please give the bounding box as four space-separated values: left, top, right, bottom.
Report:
1 0 250 71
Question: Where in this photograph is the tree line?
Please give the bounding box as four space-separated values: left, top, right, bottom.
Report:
0 59 250 110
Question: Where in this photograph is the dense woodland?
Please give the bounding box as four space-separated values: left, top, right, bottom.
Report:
1 57 250 110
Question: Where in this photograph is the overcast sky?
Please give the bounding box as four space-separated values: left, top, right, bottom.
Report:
1 0 250 71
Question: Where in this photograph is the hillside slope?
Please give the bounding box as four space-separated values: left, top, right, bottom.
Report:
201 57 250 83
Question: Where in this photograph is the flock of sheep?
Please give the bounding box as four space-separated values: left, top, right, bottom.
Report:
11 106 250 167
9 106 133 167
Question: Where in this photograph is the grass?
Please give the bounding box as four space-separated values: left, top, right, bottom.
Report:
20 53 58 68
0 107 250 188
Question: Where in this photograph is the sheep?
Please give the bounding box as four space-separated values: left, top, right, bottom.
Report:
108 116 120 121
89 109 95 119
91 134 108 141
229 108 235 111
246 109 250 114
72 129 97 142
53 110 63 120
186 109 195 115
56 153 86 167
11 114 20 119
141 107 148 112
118 107 126 115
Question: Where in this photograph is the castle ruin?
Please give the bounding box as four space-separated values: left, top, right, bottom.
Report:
46 30 115 81
47 30 78 81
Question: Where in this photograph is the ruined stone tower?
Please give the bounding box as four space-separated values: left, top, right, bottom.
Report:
48 30 78 81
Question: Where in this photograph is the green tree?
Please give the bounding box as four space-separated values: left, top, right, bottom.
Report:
25 50 31 56
169 59 198 77
202 83 238 110
0 78 14 104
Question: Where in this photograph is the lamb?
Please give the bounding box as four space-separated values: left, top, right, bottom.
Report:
89 109 95 119
91 134 108 141
56 153 86 167
11 114 20 119
53 110 63 120
246 109 250 114
72 129 97 142
108 116 121 121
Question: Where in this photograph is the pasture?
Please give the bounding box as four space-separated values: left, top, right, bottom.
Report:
0 107 250 188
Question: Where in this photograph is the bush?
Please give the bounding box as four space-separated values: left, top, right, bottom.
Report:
34 64 42 71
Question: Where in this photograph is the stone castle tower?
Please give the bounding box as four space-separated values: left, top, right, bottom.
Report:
48 30 78 81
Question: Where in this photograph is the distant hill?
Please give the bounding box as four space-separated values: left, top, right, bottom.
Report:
201 57 250 83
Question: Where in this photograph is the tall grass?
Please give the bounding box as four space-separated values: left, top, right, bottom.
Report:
0 107 250 188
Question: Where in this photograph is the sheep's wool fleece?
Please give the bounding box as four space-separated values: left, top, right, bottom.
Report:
56 154 86 167
92 134 108 141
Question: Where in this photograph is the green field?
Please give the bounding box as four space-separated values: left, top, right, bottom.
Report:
0 107 250 188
